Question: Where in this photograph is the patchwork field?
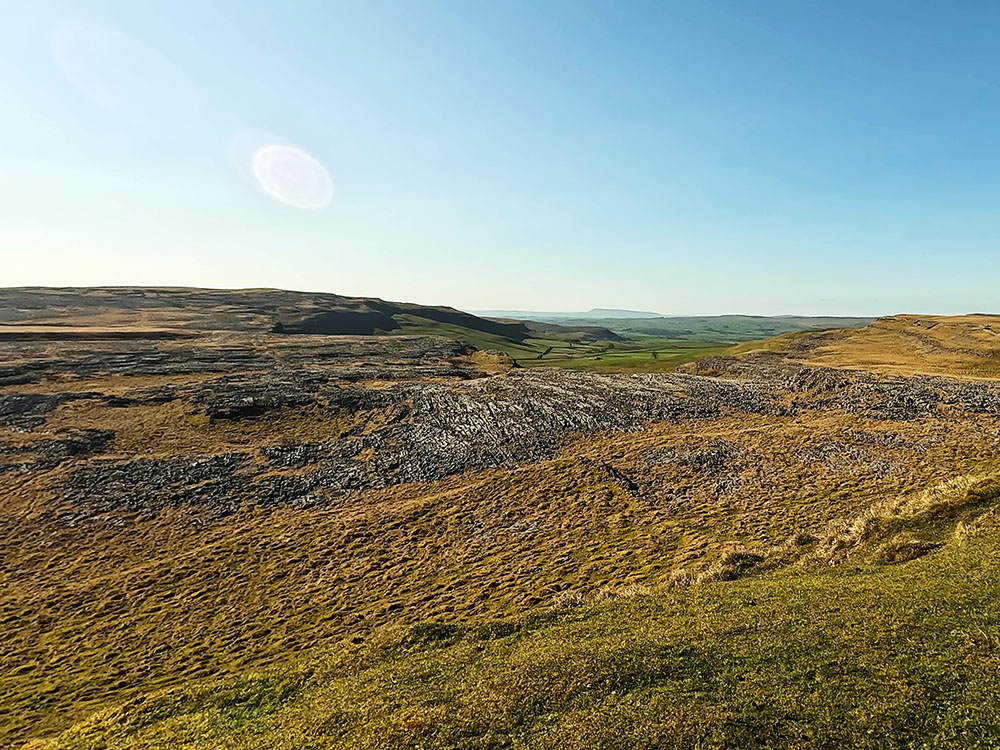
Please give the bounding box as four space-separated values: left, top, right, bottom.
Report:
4 290 1000 748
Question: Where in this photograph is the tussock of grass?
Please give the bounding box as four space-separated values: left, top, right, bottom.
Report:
805 471 1000 566
874 533 942 564
659 469 1000 586
696 548 767 583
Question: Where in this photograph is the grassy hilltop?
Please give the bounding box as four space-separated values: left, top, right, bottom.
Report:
730 314 1000 379
3 291 1000 748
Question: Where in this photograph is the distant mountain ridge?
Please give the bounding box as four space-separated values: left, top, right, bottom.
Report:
474 308 662 319
0 287 625 359
474 308 875 342
0 286 532 341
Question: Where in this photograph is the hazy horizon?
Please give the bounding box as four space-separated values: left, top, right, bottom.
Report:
5 2 1000 316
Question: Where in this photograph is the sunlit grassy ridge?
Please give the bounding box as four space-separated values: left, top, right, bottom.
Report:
734 314 1000 379
31 502 1000 750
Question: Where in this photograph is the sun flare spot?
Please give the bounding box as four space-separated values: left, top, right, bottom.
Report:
251 144 334 211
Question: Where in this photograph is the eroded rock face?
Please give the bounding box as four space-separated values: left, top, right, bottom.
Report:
0 394 68 429
192 377 319 421
64 453 255 519
34 368 781 520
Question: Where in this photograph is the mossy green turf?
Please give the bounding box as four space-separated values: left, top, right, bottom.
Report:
36 512 1000 750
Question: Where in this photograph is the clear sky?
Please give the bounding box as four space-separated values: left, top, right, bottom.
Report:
3 1 999 315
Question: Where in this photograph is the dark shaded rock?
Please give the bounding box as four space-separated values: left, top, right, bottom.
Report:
0 394 64 429
64 453 254 517
0 367 37 386
32 429 114 460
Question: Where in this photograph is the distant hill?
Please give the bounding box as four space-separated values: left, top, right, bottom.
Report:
475 308 662 319
0 288 874 369
0 286 529 341
0 289 869 348
478 311 875 343
0 287 628 362
593 315 875 343
585 308 662 318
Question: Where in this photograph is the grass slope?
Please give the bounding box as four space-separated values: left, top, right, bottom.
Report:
32 500 1000 749
9 398 999 746
736 314 1000 379
9 305 1000 749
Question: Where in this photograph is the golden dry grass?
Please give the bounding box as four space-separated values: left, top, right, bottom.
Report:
738 314 1000 378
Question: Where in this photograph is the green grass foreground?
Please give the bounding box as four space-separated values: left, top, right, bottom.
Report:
33 512 1000 750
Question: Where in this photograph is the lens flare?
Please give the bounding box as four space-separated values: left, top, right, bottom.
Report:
251 144 334 211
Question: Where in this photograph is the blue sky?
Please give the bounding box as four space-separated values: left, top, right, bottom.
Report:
3 0 999 315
